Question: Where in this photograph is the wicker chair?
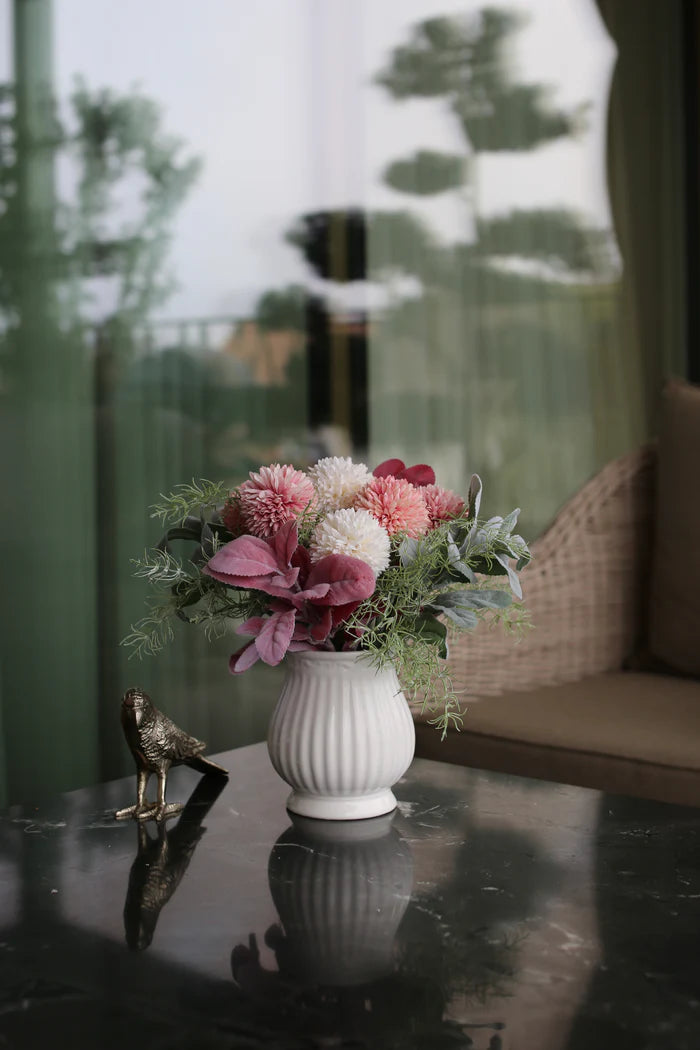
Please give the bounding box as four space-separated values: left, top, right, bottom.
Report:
452 443 655 697
414 445 700 806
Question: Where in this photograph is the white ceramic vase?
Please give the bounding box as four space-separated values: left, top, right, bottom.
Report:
267 650 416 820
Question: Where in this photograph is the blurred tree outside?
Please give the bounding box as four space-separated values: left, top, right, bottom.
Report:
371 7 621 535
260 7 622 537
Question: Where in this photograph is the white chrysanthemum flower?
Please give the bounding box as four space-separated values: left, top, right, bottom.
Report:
310 508 391 576
307 456 373 513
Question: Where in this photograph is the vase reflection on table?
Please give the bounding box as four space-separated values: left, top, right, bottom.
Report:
233 813 413 991
231 813 508 1048
267 813 414 986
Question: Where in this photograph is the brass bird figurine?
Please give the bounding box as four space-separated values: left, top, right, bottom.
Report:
115 687 228 822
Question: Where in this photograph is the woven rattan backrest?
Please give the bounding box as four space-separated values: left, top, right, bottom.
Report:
446 445 656 699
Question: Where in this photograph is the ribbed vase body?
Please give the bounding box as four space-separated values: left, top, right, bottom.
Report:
267 651 416 820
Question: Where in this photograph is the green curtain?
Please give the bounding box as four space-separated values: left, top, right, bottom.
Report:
596 0 687 432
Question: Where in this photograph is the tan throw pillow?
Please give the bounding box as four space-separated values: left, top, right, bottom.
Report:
649 378 700 676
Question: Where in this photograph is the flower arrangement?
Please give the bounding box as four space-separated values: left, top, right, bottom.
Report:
125 456 530 734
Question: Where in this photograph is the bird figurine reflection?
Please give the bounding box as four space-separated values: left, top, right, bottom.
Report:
123 774 227 950
115 687 228 822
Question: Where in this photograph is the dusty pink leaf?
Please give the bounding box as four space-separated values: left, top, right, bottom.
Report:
291 620 311 641
295 583 331 602
205 566 299 592
263 576 318 606
229 642 260 674
206 535 279 577
287 640 326 652
255 609 296 666
236 616 267 636
305 555 376 606
271 520 298 568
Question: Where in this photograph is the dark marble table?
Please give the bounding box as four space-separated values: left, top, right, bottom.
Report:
1 743 700 1049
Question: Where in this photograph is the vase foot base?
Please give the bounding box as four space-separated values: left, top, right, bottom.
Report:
286 789 398 821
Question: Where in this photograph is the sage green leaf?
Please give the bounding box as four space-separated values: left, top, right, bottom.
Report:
399 536 422 566
431 605 479 629
429 588 512 625
468 473 482 519
494 553 522 599
426 594 480 628
451 588 512 611
499 508 521 536
414 614 449 658
447 534 476 582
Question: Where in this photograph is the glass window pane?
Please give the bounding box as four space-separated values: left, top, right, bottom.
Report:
0 0 686 803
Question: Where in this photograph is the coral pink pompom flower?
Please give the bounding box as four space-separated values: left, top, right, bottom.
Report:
238 463 315 538
422 484 466 529
354 475 430 538
373 458 435 487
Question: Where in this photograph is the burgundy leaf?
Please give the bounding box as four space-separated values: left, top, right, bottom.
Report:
229 641 260 674
305 554 376 606
373 458 405 479
255 609 296 666
292 543 311 583
309 607 333 642
271 520 298 568
400 463 435 487
330 599 363 627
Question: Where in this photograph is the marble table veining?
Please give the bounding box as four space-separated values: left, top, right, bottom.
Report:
1 742 699 1049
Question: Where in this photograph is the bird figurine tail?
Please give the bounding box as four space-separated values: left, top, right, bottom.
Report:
185 754 229 778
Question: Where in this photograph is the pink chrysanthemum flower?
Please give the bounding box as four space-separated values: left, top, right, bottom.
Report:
238 464 315 538
353 475 430 538
422 484 466 530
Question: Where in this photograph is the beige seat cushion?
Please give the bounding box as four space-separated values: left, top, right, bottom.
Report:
649 378 700 676
414 671 700 806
